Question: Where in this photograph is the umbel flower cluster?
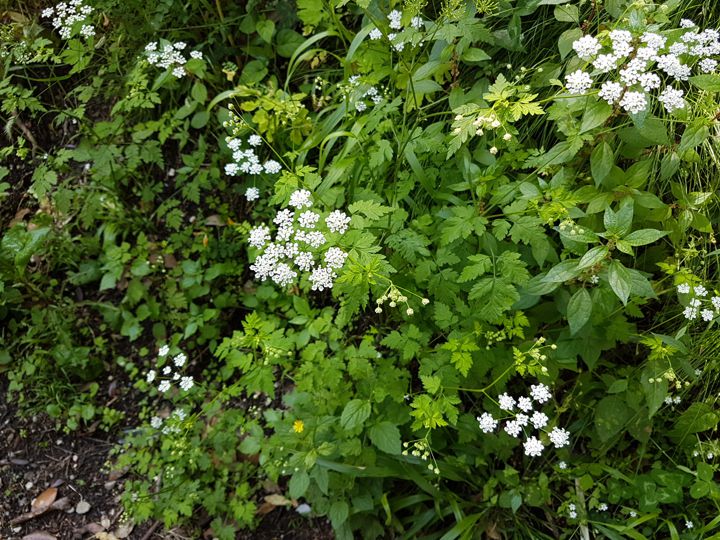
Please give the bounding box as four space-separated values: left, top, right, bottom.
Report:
41 0 95 40
223 135 282 180
368 9 424 52
144 41 203 78
247 189 350 291
477 383 570 457
347 75 383 112
677 282 720 321
145 345 194 394
565 21 720 114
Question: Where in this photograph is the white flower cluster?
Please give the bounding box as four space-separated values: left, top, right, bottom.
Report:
368 9 423 52
566 23 720 114
145 345 194 394
478 383 570 457
224 135 282 182
248 190 350 291
150 408 187 435
347 75 383 112
41 0 95 40
145 41 203 78
677 282 720 321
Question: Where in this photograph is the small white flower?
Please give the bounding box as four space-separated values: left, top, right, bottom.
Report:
274 209 295 227
694 285 708 297
684 306 698 320
324 247 348 269
658 86 685 113
248 225 271 248
569 510 577 519
549 427 570 448
369 28 382 40
516 413 529 427
593 54 618 73
504 420 522 438
677 283 691 294
289 189 313 209
248 134 262 147
619 91 647 114
565 69 593 94
477 412 497 433
700 58 718 73
264 160 282 174
179 376 194 391
559 461 567 469
150 416 163 429
531 411 549 429
572 35 602 59
411 16 423 29
680 19 695 28
172 66 185 78
630 511 637 518
294 252 314 271
173 353 187 368
298 211 320 229
146 370 157 383
309 266 336 291
489 146 498 155
639 72 661 91
530 383 552 403
686 521 694 529
246 187 260 201
158 380 171 393
598 503 608 512
517 396 533 412
325 210 351 234
190 50 203 60
524 436 544 457
498 392 516 411
158 344 170 357
712 296 720 310
387 9 402 30
162 366 172 375
701 309 714 321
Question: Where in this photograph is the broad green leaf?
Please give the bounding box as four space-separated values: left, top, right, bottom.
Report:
256 19 276 43
578 245 608 269
690 74 720 92
608 260 632 305
288 470 310 499
328 501 349 528
590 141 614 186
623 228 667 246
603 201 633 237
679 120 709 152
340 399 371 430
581 101 612 133
567 288 592 335
542 259 581 282
595 396 632 441
368 422 402 454
554 4 579 22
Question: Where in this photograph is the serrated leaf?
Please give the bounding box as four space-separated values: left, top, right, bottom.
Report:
368 422 401 454
420 375 442 395
340 399 371 430
543 259 581 282
348 200 393 221
567 288 592 335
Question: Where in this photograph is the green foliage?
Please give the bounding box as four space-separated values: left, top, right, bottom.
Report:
3 0 720 538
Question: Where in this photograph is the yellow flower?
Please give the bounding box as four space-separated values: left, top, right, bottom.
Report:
293 420 304 433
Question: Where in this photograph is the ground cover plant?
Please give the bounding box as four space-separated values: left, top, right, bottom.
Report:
2 0 720 538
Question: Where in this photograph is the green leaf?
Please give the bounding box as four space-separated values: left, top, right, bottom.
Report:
595 396 633 441
578 245 608 269
554 4 579 22
581 100 613 133
679 121 709 152
603 201 633 237
191 82 207 103
590 142 614 186
340 400 371 431
641 359 668 418
420 375 442 395
608 261 632 305
672 403 719 439
256 19 276 43
328 501 349 528
543 259 581 283
567 288 592 335
690 74 720 92
558 28 583 59
348 200 392 221
368 422 402 454
288 470 310 499
191 110 209 129
623 229 667 246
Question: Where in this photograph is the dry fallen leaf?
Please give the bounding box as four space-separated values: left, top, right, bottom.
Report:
31 487 57 514
21 532 57 540
113 522 134 538
264 494 291 506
